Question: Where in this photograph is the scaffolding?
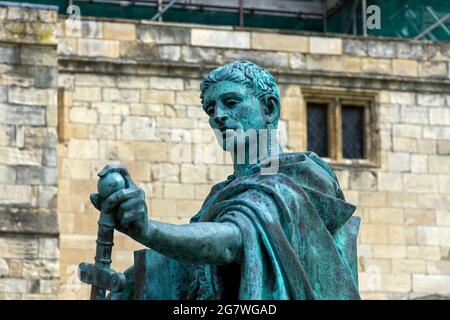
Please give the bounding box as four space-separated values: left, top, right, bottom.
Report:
17 0 450 40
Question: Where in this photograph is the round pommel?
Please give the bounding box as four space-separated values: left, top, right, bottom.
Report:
97 172 126 199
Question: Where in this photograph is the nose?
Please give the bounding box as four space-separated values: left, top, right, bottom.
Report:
211 104 229 126
212 115 229 126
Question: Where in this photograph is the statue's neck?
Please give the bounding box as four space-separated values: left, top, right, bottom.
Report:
231 139 282 178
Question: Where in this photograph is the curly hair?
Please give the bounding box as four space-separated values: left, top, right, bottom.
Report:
200 60 280 110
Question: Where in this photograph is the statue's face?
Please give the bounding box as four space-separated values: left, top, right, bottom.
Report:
202 81 268 151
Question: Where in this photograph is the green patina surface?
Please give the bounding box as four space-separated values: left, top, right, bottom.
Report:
79 61 361 300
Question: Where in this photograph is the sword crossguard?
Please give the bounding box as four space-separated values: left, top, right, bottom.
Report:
78 262 126 293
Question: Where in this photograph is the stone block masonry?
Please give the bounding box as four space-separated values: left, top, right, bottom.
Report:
0 2 59 300
1 3 450 300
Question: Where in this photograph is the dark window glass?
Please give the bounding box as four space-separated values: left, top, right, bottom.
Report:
307 103 328 157
342 105 364 159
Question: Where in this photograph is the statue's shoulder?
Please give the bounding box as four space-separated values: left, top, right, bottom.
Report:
271 152 341 196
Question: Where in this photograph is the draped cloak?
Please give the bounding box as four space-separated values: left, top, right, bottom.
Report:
111 152 361 300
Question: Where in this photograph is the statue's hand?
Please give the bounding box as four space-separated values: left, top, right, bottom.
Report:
90 164 148 243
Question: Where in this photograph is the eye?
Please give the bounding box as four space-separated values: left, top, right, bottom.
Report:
205 103 215 116
226 99 239 107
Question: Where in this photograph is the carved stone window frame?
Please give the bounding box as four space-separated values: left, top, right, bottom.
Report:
301 88 379 168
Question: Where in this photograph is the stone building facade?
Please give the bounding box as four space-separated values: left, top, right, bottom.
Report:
0 3 59 299
0 3 449 299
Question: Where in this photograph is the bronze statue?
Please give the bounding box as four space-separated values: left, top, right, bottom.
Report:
79 61 361 300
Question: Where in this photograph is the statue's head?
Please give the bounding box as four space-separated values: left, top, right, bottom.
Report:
200 60 281 151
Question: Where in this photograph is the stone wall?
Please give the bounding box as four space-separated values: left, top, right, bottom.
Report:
0 3 59 299
1 3 449 300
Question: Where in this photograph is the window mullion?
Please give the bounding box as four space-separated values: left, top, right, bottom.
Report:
326 99 337 160
364 102 371 160
335 99 343 161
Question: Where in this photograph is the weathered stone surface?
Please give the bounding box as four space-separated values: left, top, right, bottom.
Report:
377 172 403 192
80 20 103 38
69 107 98 124
223 50 289 69
0 185 32 205
0 4 60 299
307 55 360 72
430 108 450 126
103 22 135 41
8 87 49 106
191 29 250 49
137 25 189 45
0 258 8 277
0 165 16 184
149 77 183 91
368 41 396 58
393 124 422 138
390 91 415 105
387 152 410 172
252 32 308 52
404 174 438 193
410 154 428 173
20 46 57 66
0 146 43 166
16 166 48 185
289 52 306 69
0 45 21 64
419 61 448 78
393 59 418 77
0 278 27 293
423 126 450 139
361 58 392 74
37 185 57 208
0 207 58 234
34 66 57 89
400 105 429 124
159 45 181 62
343 39 367 56
181 46 222 64
73 87 101 102
119 42 159 61
121 116 156 141
94 102 130 115
67 139 99 159
372 245 407 259
22 259 58 279
417 93 446 107
438 140 450 155
152 164 179 182
75 74 115 87
77 39 119 58
413 275 450 294
141 90 175 104
89 124 116 140
360 225 389 244
349 171 377 190
38 238 58 259
57 37 77 55
310 37 342 55
181 164 208 184
396 43 424 60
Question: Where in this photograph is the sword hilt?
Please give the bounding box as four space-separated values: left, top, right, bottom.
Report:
79 211 124 299
78 171 127 300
